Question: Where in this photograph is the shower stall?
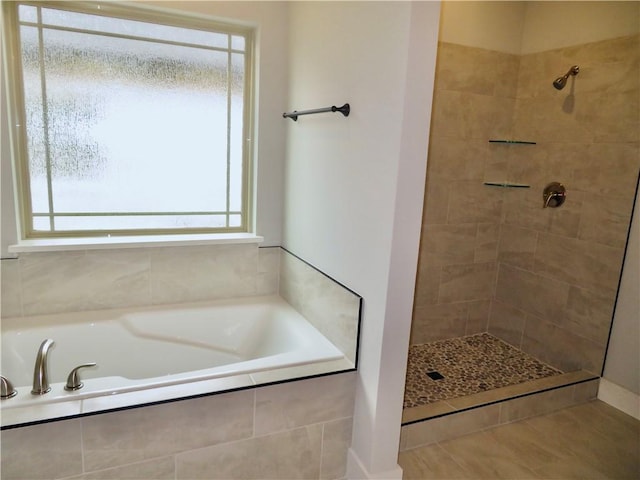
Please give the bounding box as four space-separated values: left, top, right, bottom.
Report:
403 0 639 431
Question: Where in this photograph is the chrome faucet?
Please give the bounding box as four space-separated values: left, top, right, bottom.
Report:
31 339 55 395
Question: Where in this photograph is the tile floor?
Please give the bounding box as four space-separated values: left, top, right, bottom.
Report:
399 400 640 479
404 334 562 409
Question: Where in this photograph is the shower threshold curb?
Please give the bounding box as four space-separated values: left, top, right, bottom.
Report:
402 370 598 426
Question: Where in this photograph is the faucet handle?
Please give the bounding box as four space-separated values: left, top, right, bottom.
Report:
64 363 97 391
1 376 17 399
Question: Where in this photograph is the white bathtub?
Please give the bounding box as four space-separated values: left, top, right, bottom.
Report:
1 295 349 426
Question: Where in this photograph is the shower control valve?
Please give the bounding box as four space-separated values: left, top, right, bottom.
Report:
543 182 566 208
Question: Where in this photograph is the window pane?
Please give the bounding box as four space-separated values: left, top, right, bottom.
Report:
20 26 50 213
229 214 241 227
33 216 51 232
18 4 37 23
13 3 250 237
229 53 244 212
42 28 231 216
24 28 235 218
38 7 229 49
53 214 230 231
231 35 245 51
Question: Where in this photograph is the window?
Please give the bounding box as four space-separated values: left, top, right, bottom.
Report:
3 1 253 239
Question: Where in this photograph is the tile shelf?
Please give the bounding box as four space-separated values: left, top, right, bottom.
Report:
485 139 535 188
488 139 536 145
483 182 530 188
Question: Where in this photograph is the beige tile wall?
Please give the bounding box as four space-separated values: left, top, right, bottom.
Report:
0 373 356 480
493 33 640 374
413 35 640 375
1 246 360 364
412 42 519 344
1 244 279 318
279 249 361 363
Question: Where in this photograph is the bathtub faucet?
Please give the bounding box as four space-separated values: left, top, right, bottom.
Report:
31 339 55 395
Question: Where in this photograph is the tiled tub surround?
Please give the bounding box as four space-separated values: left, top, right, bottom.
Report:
0 245 361 479
280 249 361 364
1 246 360 363
1 295 351 427
413 34 640 375
1 372 356 480
1 244 279 318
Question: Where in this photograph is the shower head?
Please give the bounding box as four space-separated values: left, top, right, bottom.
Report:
553 65 580 90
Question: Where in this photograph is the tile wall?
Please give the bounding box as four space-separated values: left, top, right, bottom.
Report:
0 244 359 479
412 42 519 343
280 249 361 363
412 34 640 375
1 244 279 318
1 373 356 480
492 33 640 374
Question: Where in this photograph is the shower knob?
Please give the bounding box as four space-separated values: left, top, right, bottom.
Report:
543 182 566 208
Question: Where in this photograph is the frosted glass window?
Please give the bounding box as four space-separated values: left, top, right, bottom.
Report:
39 8 232 50
7 2 252 237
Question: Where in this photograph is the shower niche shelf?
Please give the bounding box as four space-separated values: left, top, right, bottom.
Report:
483 182 530 189
488 139 536 145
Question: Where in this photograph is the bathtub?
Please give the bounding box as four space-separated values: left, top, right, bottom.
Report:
1 295 350 427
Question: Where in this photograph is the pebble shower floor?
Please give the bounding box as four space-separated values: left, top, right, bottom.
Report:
404 333 563 409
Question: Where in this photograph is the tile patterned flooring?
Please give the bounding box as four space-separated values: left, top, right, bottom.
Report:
404 333 562 409
399 400 640 479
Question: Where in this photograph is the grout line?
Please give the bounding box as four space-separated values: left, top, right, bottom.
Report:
318 422 326 478
174 454 178 480
79 416 86 474
78 454 176 478
251 389 257 438
434 441 471 474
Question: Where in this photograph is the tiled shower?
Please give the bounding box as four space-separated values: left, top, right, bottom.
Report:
406 10 639 428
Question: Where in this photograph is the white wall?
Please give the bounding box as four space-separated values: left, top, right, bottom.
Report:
1 51 18 258
603 183 640 394
521 1 640 54
439 1 640 55
439 0 526 54
284 2 440 478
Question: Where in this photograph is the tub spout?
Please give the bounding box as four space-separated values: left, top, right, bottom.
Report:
31 339 55 395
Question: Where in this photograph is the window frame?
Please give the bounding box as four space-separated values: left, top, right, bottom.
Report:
2 0 256 240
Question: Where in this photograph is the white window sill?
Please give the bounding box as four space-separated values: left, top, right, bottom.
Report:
9 233 264 253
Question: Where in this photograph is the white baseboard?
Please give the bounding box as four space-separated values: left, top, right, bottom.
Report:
346 448 403 480
598 377 640 420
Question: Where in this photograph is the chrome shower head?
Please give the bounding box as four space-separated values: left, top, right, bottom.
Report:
553 77 567 90
553 65 580 90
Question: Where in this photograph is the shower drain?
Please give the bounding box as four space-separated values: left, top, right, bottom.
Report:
426 371 445 381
